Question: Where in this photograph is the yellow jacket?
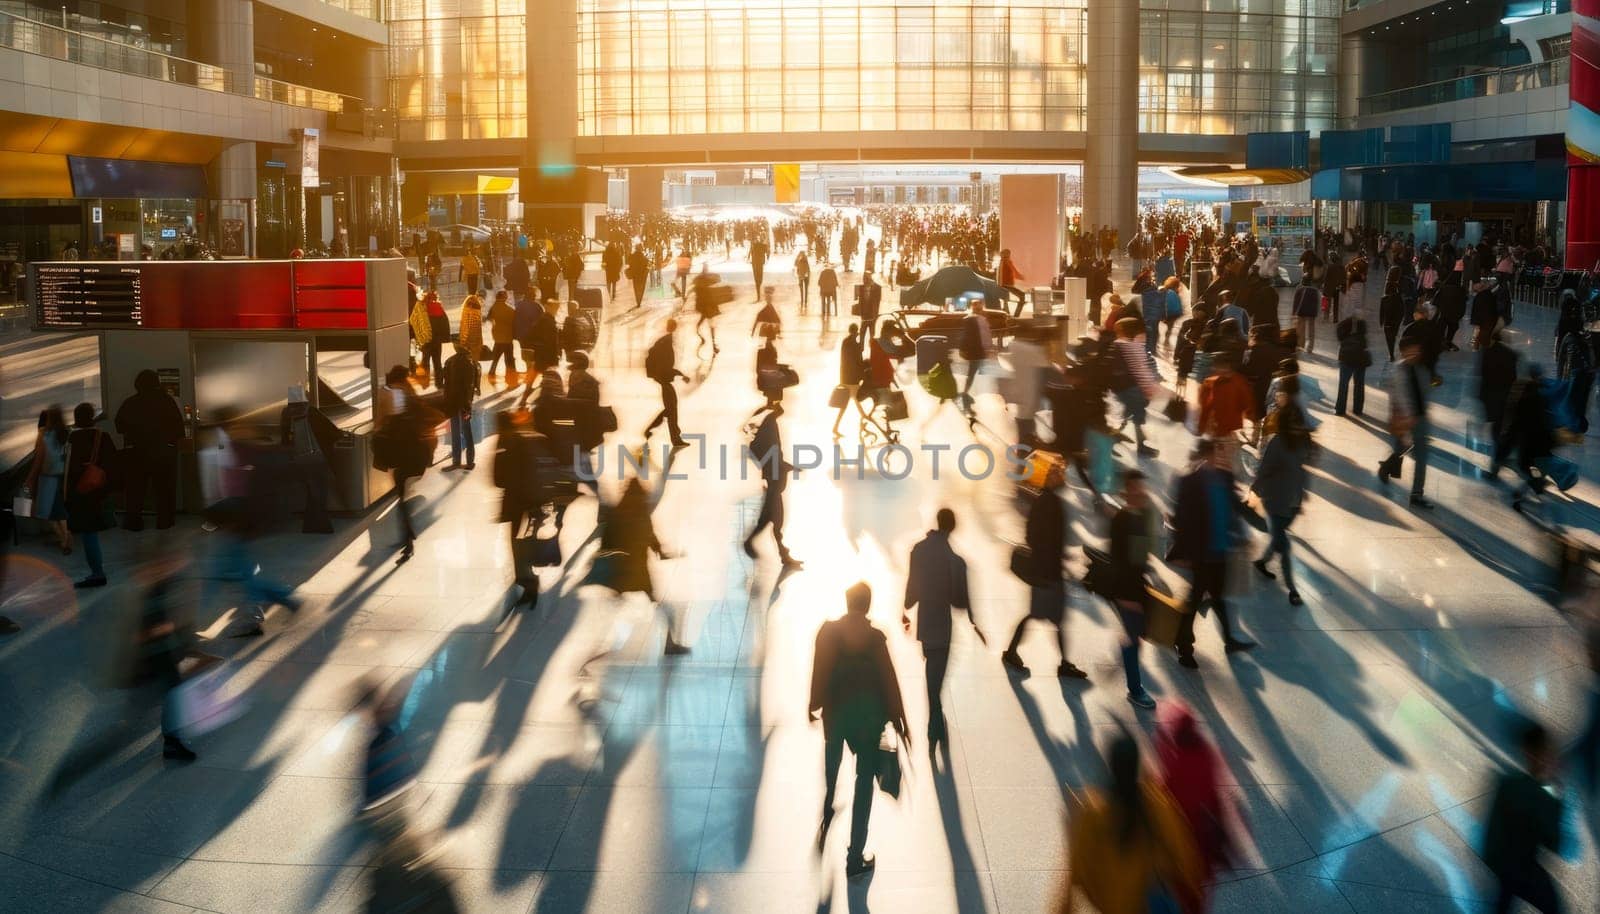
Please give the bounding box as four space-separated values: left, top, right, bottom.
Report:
1059 781 1203 914
457 297 484 357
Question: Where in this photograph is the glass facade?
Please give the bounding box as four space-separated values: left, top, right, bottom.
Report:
576 0 1089 137
1138 0 1341 135
388 0 527 142
388 0 1342 143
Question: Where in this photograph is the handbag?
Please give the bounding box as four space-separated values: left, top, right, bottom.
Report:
595 405 619 434
168 665 247 739
1009 545 1035 585
828 385 853 409
1162 397 1189 423
883 389 909 421
12 493 33 519
875 730 903 798
74 431 107 495
1081 545 1115 597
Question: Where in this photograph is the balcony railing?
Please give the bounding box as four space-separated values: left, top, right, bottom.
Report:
254 75 361 115
314 0 383 21
0 10 387 133
1358 57 1570 117
0 9 231 92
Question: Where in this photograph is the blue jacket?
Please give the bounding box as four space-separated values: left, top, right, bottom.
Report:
1140 289 1167 325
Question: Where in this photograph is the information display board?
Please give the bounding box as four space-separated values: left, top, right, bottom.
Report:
33 263 143 328
1252 205 1315 256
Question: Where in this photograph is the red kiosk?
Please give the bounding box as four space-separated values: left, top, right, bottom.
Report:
29 257 410 512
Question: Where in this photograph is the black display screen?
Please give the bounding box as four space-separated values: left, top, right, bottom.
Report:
32 263 143 328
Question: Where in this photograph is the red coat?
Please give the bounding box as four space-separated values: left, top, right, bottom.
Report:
1199 372 1254 436
1156 705 1235 905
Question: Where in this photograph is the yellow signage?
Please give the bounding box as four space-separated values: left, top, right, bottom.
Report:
774 163 800 203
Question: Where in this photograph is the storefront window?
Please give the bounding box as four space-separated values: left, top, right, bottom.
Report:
142 198 199 259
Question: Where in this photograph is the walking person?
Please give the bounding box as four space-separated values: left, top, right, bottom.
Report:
959 298 994 403
819 262 840 317
114 369 183 531
441 341 480 470
1107 470 1160 709
856 272 883 348
66 402 116 588
457 292 484 360
1056 732 1203 914
810 582 909 878
742 403 802 569
1378 275 1406 361
1482 720 1566 914
485 289 519 380
1335 312 1371 416
1154 704 1240 909
627 244 649 308
1170 438 1256 668
1250 391 1313 606
902 508 977 749
794 249 812 313
831 324 868 438
595 478 691 656
1293 272 1321 352
1379 337 1434 509
197 412 302 638
23 406 72 554
1110 318 1163 458
602 239 623 301
461 245 482 296
691 264 724 356
419 291 450 385
1002 457 1089 679
749 232 769 300
998 248 1026 316
377 366 439 565
644 319 690 449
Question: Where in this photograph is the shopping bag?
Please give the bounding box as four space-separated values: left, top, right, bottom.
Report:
1162 397 1189 423
876 731 903 798
1142 585 1189 647
828 385 852 409
168 666 248 739
11 494 33 519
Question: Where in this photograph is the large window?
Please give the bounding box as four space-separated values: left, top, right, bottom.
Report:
576 1 1089 138
388 0 526 142
1138 0 1342 135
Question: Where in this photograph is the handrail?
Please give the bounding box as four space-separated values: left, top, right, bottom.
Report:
0 10 372 118
1358 57 1570 116
253 75 363 115
0 8 232 93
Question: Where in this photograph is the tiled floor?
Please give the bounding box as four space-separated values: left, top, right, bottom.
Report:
1 245 1597 913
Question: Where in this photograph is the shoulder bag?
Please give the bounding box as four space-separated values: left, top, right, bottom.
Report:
74 431 108 495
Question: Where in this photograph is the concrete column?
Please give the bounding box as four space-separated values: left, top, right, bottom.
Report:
214 141 256 200
522 0 605 236
1084 0 1139 246
628 166 664 215
187 0 253 95
1338 35 1367 123
211 141 256 257
1567 0 1600 269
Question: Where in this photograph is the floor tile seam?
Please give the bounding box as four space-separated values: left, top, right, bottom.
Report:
1324 873 1495 903
0 845 198 908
